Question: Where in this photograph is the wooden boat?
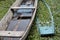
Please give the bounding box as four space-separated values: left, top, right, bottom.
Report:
0 0 38 40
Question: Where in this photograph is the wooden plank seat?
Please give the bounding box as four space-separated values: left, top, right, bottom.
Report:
11 7 35 9
12 7 34 18
0 31 24 37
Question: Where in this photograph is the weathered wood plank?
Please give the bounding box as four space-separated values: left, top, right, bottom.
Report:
11 7 35 9
0 31 24 37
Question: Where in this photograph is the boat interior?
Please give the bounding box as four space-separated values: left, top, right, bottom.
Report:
0 0 36 40
20 0 34 6
7 0 35 33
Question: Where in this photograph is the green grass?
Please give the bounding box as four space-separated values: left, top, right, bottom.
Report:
0 0 60 40
0 0 15 20
26 0 60 40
